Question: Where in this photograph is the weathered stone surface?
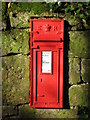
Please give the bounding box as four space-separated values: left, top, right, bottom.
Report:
81 59 90 83
64 12 90 30
19 106 60 118
0 45 1 80
9 11 53 29
0 106 2 119
69 31 90 58
2 29 29 56
57 109 78 118
69 84 89 107
0 66 2 86
69 58 81 85
2 2 7 30
0 91 1 106
2 106 18 117
19 108 78 118
0 72 2 86
35 109 59 118
2 55 29 105
0 10 2 31
19 104 36 118
2 20 7 30
9 12 31 28
69 18 90 31
64 14 83 30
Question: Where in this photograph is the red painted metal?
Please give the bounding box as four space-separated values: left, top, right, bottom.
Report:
30 19 64 108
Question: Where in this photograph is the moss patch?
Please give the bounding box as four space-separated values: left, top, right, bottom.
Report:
2 106 18 117
2 29 29 56
0 86 2 105
69 84 89 107
81 59 90 83
2 2 8 29
2 55 29 105
35 109 59 118
9 12 31 28
69 31 90 58
57 109 78 118
19 104 36 118
8 2 50 15
69 58 81 85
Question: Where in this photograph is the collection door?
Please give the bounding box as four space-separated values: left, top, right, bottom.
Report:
33 49 60 105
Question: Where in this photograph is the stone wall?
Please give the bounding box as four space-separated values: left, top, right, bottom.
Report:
1 2 90 119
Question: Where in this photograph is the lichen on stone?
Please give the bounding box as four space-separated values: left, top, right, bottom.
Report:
69 31 90 58
2 55 29 105
69 58 81 85
69 84 89 107
2 29 29 56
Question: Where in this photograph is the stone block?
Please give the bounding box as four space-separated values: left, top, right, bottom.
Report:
69 31 90 58
9 11 53 29
19 104 35 118
69 84 89 107
35 109 59 118
64 15 83 30
81 59 90 83
0 89 1 100
2 106 18 117
19 105 60 118
2 29 29 56
69 58 81 85
2 2 7 30
0 106 2 119
2 20 7 31
0 71 2 85
57 109 78 118
9 12 31 28
0 50 2 85
2 55 29 105
64 12 90 30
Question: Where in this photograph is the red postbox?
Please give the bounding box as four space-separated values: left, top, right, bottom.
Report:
30 19 64 108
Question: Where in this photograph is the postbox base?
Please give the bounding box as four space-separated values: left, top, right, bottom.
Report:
30 102 63 109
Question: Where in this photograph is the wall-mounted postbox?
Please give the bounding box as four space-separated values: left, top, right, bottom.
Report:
30 19 64 108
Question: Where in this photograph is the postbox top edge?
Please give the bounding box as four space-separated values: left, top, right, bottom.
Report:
30 19 64 22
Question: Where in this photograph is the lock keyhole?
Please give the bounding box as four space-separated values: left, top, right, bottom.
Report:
41 78 42 82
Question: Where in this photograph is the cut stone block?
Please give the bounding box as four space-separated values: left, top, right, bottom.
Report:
19 104 35 118
2 106 18 117
0 106 2 119
2 29 29 56
19 106 78 118
69 31 90 58
35 109 59 118
2 55 29 105
81 59 90 83
0 86 2 106
69 84 89 107
9 12 31 28
57 109 78 118
69 58 81 85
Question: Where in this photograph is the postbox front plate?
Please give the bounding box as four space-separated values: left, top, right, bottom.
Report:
32 19 64 41
30 19 64 108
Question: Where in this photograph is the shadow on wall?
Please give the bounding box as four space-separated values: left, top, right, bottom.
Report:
63 20 70 109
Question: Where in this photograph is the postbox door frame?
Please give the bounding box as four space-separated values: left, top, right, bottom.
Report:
30 19 64 108
31 48 63 108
